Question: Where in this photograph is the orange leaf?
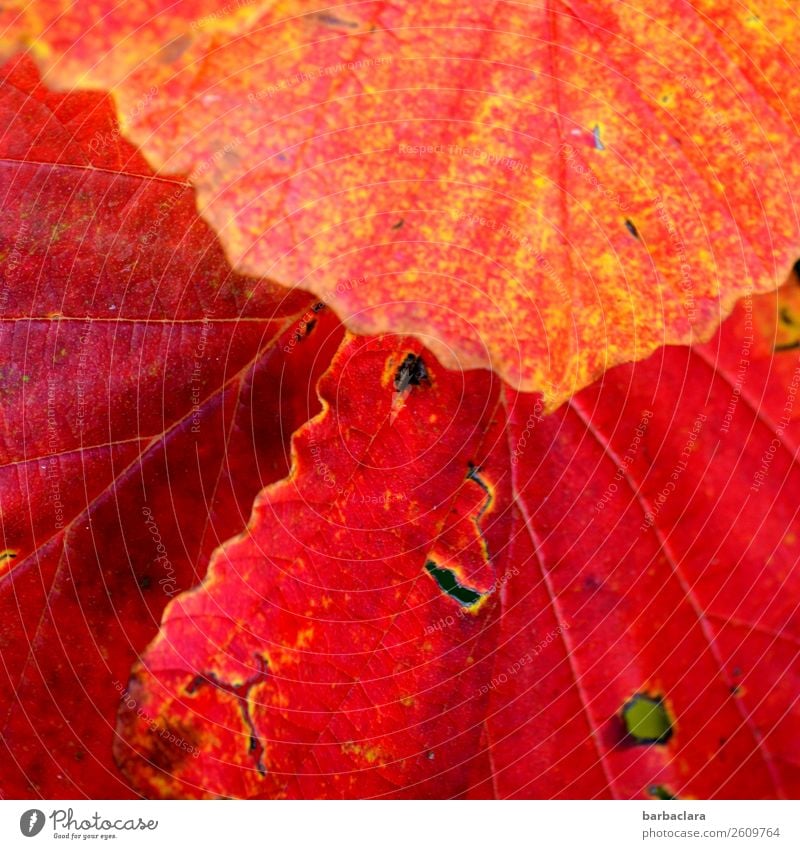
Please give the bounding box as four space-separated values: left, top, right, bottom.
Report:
3 2 798 402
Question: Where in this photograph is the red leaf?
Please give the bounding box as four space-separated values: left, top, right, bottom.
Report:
118 286 800 798
0 57 342 798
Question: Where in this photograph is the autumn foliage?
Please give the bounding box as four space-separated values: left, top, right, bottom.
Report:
0 2 799 800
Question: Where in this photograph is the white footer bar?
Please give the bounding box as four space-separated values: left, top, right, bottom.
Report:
1 799 797 848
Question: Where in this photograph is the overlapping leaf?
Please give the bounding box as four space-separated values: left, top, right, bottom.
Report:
2 2 799 401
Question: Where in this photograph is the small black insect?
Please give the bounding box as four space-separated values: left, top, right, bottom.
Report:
394 353 429 393
624 218 640 240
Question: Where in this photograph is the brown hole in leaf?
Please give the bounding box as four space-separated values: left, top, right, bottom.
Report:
394 353 428 393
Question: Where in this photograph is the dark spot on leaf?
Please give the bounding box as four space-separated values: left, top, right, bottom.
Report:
392 218 405 229
312 302 326 312
138 575 152 590
314 11 359 28
425 560 482 607
622 694 672 744
648 784 676 800
625 219 640 240
138 721 199 773
779 306 795 326
793 258 800 283
186 675 207 695
466 463 492 519
463 466 494 564
294 315 318 342
394 353 429 393
241 707 267 776
730 684 742 697
157 34 192 65
74 749 85 762
774 340 800 352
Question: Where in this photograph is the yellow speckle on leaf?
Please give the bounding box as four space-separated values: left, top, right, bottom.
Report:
342 741 387 765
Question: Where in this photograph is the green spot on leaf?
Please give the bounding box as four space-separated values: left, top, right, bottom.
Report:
622 694 673 744
424 561 482 608
648 784 677 800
